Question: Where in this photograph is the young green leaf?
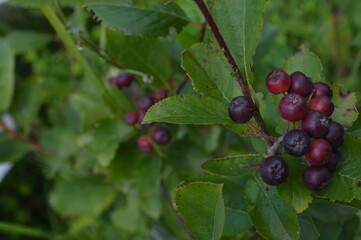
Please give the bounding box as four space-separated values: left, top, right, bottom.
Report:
143 95 233 125
245 177 300 240
210 0 266 84
90 2 189 38
282 46 323 82
182 43 242 103
331 83 358 129
201 154 263 177
0 39 15 111
277 156 313 213
175 182 225 240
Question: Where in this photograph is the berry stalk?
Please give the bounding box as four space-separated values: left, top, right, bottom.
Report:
194 0 271 146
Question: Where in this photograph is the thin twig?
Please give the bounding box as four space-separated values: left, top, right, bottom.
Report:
194 0 270 146
0 121 56 155
242 132 277 142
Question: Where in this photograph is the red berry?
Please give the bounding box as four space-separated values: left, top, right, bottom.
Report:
309 96 334 117
152 88 168 103
266 69 291 94
313 82 333 98
137 95 153 111
301 111 330 138
303 166 330 191
137 136 153 153
278 93 307 122
259 156 289 186
124 111 139 125
228 96 254 123
151 127 171 145
306 139 333 166
288 71 313 97
324 121 345 148
109 73 134 88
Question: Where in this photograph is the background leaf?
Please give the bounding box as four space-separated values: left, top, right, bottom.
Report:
175 182 225 240
5 31 50 54
0 39 15 111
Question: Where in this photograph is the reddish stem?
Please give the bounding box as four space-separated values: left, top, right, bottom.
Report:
242 132 278 142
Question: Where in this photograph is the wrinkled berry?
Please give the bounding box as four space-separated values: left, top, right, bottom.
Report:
266 69 291 94
259 156 289 186
278 93 308 122
301 111 330 138
228 96 254 123
283 129 310 157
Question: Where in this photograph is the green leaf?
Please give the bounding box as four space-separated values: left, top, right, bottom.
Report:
317 134 361 201
11 78 42 132
0 39 15 111
181 43 242 103
175 182 225 240
0 133 29 163
298 211 320 240
245 177 300 240
143 95 234 125
77 119 134 167
8 0 50 7
107 30 171 86
277 156 313 213
0 221 50 238
5 31 50 54
50 175 117 218
90 2 188 38
201 154 263 177
210 0 266 84
282 46 323 81
331 83 359 129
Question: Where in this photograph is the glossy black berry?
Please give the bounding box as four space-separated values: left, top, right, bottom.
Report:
313 82 333 98
110 73 134 88
309 96 334 117
124 111 139 125
228 96 254 123
151 127 171 145
283 129 310 157
324 150 341 173
152 88 168 103
137 95 153 111
266 69 291 94
259 156 289 186
288 71 313 97
278 93 308 122
324 121 345 148
137 136 153 153
301 111 330 138
306 139 333 166
303 166 331 191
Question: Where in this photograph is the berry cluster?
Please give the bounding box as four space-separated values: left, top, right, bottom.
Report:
110 72 171 153
227 69 345 191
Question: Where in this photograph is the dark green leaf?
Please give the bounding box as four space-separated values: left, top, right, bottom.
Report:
331 83 358 129
0 39 15 111
90 2 188 38
282 46 323 82
182 43 242 103
0 133 29 163
202 154 263 177
245 177 300 240
298 211 320 240
175 182 225 240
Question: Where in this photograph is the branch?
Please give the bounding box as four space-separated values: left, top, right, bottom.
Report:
194 0 270 146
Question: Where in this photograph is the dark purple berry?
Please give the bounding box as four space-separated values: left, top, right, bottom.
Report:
288 71 313 97
313 82 333 98
309 96 334 117
324 121 345 148
283 129 310 157
124 111 139 125
109 73 133 88
137 95 153 111
151 127 171 145
259 156 289 186
324 150 341 172
152 88 168 103
301 111 330 138
278 93 308 122
303 166 331 191
228 96 254 123
306 139 333 166
138 110 153 128
266 69 291 94
137 136 153 153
